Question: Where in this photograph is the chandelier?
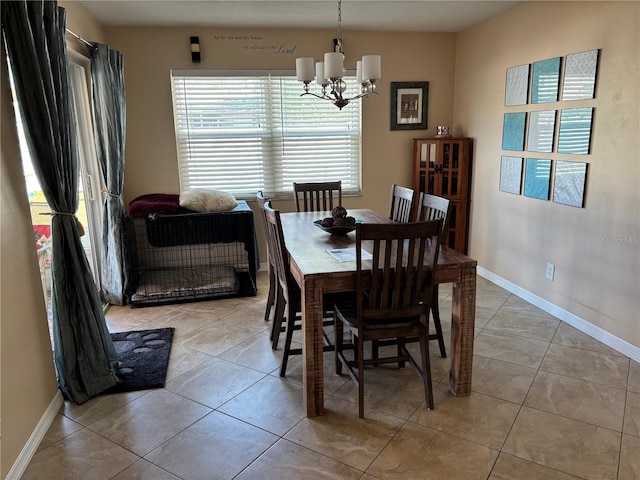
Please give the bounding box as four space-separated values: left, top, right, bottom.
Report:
295 0 381 110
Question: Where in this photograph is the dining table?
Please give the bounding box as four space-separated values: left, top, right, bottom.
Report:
280 208 478 417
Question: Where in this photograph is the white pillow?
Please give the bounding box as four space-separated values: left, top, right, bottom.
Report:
179 189 238 212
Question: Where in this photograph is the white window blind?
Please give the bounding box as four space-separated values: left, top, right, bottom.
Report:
170 70 362 199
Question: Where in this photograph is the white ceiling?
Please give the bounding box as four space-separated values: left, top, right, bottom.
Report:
76 1 526 32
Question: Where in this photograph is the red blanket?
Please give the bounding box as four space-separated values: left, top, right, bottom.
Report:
127 193 183 218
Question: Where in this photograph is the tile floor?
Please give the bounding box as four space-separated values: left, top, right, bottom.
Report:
24 272 639 479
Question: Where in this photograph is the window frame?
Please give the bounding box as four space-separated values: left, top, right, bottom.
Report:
170 69 362 200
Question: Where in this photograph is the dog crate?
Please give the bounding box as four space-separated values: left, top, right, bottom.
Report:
124 200 258 307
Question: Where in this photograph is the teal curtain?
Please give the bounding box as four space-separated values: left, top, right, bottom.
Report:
1 0 118 403
90 43 127 305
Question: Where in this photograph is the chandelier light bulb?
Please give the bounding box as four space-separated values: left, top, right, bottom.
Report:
324 52 344 79
296 57 315 82
315 62 328 85
362 55 381 81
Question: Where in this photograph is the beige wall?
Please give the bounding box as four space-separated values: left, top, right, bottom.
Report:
102 26 457 213
1 49 59 478
455 1 639 347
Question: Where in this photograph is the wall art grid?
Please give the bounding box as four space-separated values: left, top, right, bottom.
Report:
500 49 598 208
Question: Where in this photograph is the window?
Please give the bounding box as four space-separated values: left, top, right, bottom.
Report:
170 70 362 199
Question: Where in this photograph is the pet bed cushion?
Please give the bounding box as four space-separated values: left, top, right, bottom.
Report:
179 189 238 212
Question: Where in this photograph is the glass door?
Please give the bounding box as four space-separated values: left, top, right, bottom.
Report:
11 52 104 323
69 54 103 289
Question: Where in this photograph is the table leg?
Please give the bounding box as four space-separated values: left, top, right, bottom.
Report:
449 264 476 395
301 277 325 416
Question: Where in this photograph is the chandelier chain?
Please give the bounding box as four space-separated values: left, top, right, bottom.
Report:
337 0 342 44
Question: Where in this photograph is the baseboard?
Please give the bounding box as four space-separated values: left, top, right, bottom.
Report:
477 267 640 363
5 389 64 480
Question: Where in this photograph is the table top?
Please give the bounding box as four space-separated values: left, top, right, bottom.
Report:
281 209 477 281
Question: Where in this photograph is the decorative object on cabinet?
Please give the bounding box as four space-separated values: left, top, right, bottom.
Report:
390 82 428 130
553 161 588 208
531 57 561 104
412 137 473 253
527 110 556 153
505 64 530 106
500 156 524 195
502 112 527 151
523 158 552 200
436 125 451 138
557 108 594 154
562 49 599 101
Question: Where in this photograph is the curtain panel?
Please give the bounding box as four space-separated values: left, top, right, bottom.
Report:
90 43 127 305
1 0 118 403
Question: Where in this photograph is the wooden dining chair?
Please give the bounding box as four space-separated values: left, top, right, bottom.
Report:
263 201 334 376
416 193 452 357
333 219 442 418
373 193 451 358
388 184 416 223
293 181 342 212
256 191 279 326
257 192 288 347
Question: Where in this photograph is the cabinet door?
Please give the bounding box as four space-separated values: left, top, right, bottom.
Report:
448 200 470 254
414 140 438 195
439 140 469 201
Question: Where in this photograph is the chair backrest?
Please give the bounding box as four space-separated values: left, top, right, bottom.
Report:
416 193 452 245
256 190 268 211
256 191 275 266
263 201 294 296
355 220 442 324
293 181 342 212
389 184 416 223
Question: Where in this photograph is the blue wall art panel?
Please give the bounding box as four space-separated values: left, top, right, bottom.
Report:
562 49 599 101
553 160 588 207
557 107 594 154
505 64 530 106
502 112 527 151
523 158 552 200
500 156 523 194
527 110 556 153
531 57 561 104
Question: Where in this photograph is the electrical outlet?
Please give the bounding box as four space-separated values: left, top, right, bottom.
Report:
546 263 555 280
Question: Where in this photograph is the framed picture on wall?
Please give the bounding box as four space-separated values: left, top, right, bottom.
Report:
502 112 527 151
523 158 552 200
505 64 530 106
500 156 524 194
553 160 588 207
390 82 429 130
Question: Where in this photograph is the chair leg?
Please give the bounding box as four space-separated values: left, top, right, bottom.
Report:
271 286 286 350
431 286 447 358
334 312 343 375
264 264 276 322
397 338 406 368
419 330 434 410
357 334 365 418
279 304 297 377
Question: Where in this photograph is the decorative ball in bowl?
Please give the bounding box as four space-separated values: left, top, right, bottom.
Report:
314 207 362 235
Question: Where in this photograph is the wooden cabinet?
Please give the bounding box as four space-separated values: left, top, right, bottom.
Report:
413 138 473 254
